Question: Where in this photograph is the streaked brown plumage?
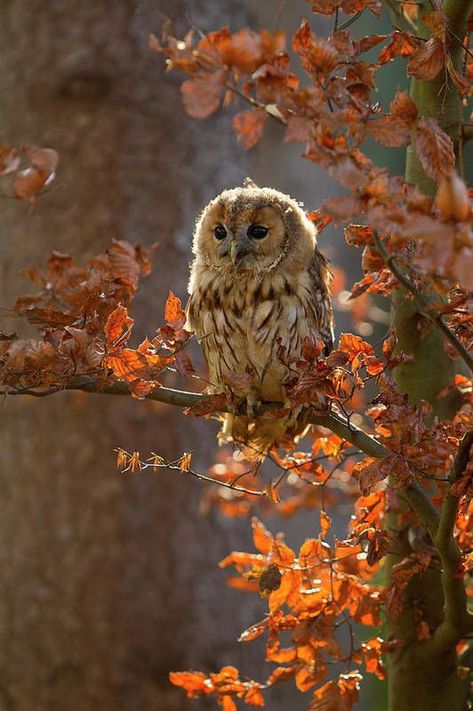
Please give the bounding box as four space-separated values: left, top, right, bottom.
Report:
186 179 334 458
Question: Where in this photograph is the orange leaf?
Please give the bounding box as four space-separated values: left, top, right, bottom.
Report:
320 510 331 537
169 670 209 696
221 695 237 711
309 671 362 710
232 108 266 150
252 517 274 555
165 291 186 330
14 167 48 199
244 685 265 707
266 666 297 685
378 30 417 64
181 69 227 119
407 36 444 80
105 305 133 347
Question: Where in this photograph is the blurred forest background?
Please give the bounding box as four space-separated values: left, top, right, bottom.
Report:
1 1 461 709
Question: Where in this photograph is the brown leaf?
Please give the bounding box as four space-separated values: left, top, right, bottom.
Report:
25 146 59 173
407 37 444 80
292 21 338 76
354 454 401 496
414 117 455 181
181 69 227 119
446 56 473 97
367 116 411 147
185 392 228 417
232 108 266 150
389 91 418 122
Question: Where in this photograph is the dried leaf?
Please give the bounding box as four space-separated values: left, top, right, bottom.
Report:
407 36 444 80
165 291 186 330
181 69 227 119
232 108 266 150
414 118 455 181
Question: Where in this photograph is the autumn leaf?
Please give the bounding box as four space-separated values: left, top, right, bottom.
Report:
164 291 186 330
104 305 133 348
293 21 338 76
414 118 455 181
389 91 418 122
407 37 444 80
252 517 274 555
378 30 417 64
232 108 266 150
367 116 411 147
169 671 208 696
309 671 362 710
181 69 227 119
320 510 331 537
354 455 400 495
14 167 49 199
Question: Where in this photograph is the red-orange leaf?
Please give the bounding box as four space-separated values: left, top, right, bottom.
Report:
378 30 417 64
414 117 455 181
105 305 133 347
181 69 227 119
233 108 266 150
169 670 208 696
367 116 410 147
165 291 186 330
407 36 444 80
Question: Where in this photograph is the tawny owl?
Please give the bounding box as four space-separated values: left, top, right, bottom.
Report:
186 179 334 458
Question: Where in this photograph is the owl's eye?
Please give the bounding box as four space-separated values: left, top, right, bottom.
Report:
247 224 268 240
214 224 227 240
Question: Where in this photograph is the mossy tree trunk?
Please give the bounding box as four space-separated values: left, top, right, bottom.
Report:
385 2 473 709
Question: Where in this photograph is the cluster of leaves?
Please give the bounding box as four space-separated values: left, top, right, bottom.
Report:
151 10 472 291
0 241 192 398
148 5 473 709
1 3 473 710
170 515 390 708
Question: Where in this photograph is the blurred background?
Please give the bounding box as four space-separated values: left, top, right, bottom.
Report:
0 1 414 708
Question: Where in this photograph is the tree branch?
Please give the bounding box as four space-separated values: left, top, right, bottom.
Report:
373 233 473 372
1 377 441 537
432 431 473 649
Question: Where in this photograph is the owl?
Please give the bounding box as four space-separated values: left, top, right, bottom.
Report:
186 179 334 458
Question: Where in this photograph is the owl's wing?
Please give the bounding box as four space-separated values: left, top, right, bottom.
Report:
308 249 334 355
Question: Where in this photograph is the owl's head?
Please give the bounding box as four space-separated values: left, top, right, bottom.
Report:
193 179 317 274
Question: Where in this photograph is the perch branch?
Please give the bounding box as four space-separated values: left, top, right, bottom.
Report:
1 377 440 534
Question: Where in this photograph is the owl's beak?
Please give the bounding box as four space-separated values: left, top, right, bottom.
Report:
230 240 249 267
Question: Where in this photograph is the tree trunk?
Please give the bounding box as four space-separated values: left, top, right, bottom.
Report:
386 2 473 709
0 3 264 709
